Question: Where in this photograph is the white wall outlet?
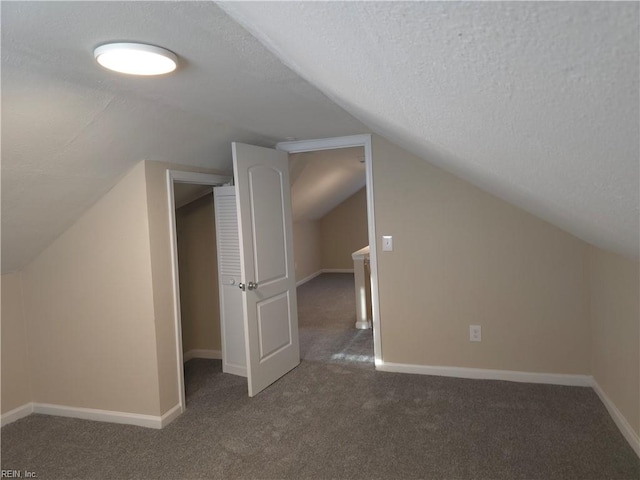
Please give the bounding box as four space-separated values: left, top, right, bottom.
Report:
382 235 393 251
470 325 482 342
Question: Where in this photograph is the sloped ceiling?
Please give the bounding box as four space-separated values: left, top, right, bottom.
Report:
220 1 640 258
2 2 638 274
290 147 365 222
1 1 366 273
174 184 214 211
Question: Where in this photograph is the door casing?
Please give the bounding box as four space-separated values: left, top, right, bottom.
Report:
167 170 232 414
276 134 382 365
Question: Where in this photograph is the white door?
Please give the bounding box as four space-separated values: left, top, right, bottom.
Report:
214 186 246 377
232 142 300 397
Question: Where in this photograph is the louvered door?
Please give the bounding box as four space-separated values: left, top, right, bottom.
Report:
214 186 246 377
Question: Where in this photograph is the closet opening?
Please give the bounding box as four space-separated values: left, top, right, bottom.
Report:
167 171 235 412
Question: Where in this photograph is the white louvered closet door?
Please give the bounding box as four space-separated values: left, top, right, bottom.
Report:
213 186 247 377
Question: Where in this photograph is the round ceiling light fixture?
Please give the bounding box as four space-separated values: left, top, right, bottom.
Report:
94 42 178 76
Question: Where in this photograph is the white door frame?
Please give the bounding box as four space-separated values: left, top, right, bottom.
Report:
276 134 382 365
167 170 232 413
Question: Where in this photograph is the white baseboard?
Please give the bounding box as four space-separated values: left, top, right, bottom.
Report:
296 269 355 286
377 362 639 457
591 379 640 457
32 403 169 429
2 402 183 430
376 361 592 387
296 270 322 287
159 403 183 428
1 402 34 427
183 349 222 362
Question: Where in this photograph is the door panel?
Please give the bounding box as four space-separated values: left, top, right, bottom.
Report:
257 292 292 360
248 166 287 285
214 186 246 377
233 142 300 397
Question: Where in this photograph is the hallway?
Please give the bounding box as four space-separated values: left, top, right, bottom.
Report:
296 273 374 368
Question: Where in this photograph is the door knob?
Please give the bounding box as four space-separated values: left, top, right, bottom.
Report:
247 281 258 291
238 283 246 291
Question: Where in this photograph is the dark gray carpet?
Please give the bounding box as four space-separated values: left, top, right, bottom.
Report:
2 273 638 479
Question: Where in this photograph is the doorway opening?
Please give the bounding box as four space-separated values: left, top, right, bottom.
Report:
277 134 382 368
288 146 375 367
174 185 223 403
167 171 232 413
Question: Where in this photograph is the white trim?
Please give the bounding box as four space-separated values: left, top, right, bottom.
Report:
166 170 232 418
296 270 322 287
1 403 34 427
32 403 167 429
591 378 640 457
277 135 381 366
183 349 222 362
295 269 356 286
168 171 230 185
1 402 183 430
159 404 182 428
361 135 383 365
276 134 372 154
377 362 592 387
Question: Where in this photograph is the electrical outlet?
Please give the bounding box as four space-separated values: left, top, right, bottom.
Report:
469 325 482 342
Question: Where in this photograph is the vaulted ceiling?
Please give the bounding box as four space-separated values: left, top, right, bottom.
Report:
2 2 637 273
1 1 366 273
290 147 365 222
221 1 639 258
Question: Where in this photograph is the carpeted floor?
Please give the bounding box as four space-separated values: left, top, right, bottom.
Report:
1 273 638 479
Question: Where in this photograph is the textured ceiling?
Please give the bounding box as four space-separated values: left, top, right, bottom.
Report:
3 2 638 274
221 1 640 258
290 147 365 222
1 1 366 273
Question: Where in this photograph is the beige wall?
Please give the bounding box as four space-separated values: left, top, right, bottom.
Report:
176 193 221 353
320 187 368 270
2 137 635 445
372 135 590 374
1 272 32 413
293 220 322 281
21 162 162 415
589 247 639 437
3 160 228 419
144 161 230 414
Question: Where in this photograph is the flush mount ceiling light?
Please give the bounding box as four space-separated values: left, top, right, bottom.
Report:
94 42 178 76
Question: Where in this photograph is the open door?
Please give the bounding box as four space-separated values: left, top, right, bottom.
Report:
232 142 300 396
